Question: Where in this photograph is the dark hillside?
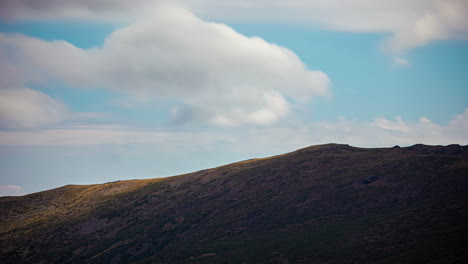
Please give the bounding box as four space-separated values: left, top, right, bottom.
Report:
1 144 468 263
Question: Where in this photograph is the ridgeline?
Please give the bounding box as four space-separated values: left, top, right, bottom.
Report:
1 144 468 263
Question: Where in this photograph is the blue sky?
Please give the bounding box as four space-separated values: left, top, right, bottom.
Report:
0 0 467 196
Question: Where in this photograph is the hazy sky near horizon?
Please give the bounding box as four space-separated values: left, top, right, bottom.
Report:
1 0 467 196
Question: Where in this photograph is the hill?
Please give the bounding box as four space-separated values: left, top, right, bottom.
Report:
1 143 468 263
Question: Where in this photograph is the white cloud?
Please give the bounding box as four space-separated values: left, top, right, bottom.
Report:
373 116 410 132
0 87 68 129
0 5 330 126
0 185 25 196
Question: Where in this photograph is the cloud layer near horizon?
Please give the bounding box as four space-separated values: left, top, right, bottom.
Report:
1 109 467 149
0 5 329 128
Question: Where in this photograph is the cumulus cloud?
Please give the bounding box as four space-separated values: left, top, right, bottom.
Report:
0 87 68 129
0 185 25 196
0 5 330 126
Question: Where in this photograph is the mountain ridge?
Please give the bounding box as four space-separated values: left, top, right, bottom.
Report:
1 143 468 263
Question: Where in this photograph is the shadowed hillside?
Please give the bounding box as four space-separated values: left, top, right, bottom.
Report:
1 143 468 263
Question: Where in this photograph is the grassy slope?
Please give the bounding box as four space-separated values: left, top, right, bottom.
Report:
1 144 468 263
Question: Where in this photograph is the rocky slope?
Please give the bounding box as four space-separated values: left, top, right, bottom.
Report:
1 144 468 263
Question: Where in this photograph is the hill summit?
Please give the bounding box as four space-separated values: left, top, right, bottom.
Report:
1 143 468 263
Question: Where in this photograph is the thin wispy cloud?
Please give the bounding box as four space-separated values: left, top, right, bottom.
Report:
393 57 411 67
184 0 468 53
2 0 467 54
